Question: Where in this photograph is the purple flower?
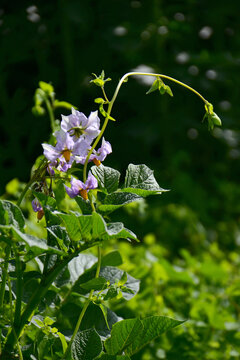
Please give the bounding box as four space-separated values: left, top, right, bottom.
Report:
32 198 44 220
42 130 89 165
47 157 72 175
90 138 112 165
64 172 98 200
75 138 112 166
32 198 43 212
61 108 100 142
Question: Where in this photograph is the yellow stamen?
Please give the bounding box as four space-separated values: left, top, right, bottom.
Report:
62 149 71 162
93 158 101 167
80 189 88 200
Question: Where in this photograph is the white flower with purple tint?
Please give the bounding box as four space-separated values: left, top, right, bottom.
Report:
42 129 89 165
61 108 100 142
47 157 72 175
64 172 98 200
75 138 112 166
90 138 112 166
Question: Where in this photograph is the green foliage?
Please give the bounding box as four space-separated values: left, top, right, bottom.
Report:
105 316 183 356
71 328 103 360
146 77 173 97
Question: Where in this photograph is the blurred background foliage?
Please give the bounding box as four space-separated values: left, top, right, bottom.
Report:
1 0 240 358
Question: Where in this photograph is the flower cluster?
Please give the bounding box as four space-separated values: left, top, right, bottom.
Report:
42 108 112 173
38 108 112 205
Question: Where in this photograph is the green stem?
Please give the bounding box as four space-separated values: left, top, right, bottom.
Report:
12 250 23 333
0 246 10 354
61 246 102 360
0 246 10 308
2 242 98 357
84 71 208 182
45 98 56 133
101 86 109 103
111 72 208 107
83 101 113 182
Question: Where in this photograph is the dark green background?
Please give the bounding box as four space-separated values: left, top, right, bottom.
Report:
1 0 240 245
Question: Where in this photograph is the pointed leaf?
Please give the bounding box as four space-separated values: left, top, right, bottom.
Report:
0 200 25 231
74 196 92 215
104 318 143 355
2 225 65 257
101 251 123 267
146 79 160 95
81 304 121 340
124 164 166 193
165 85 173 97
98 192 142 213
91 165 120 193
106 223 138 242
71 328 102 360
58 212 83 241
80 277 108 291
124 316 185 355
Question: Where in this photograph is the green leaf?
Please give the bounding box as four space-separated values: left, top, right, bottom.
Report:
75 196 92 214
119 272 128 286
146 77 173 97
104 286 118 300
98 192 142 213
68 254 97 283
99 304 110 330
146 79 159 94
124 316 185 355
0 225 65 257
71 328 102 360
0 200 25 231
91 165 120 193
47 225 70 252
106 222 138 242
58 211 137 243
57 331 68 353
34 192 61 226
80 277 108 291
53 100 76 110
101 251 123 267
58 212 83 241
105 318 143 355
124 164 167 194
97 354 131 359
99 267 140 300
81 303 120 340
165 84 173 97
